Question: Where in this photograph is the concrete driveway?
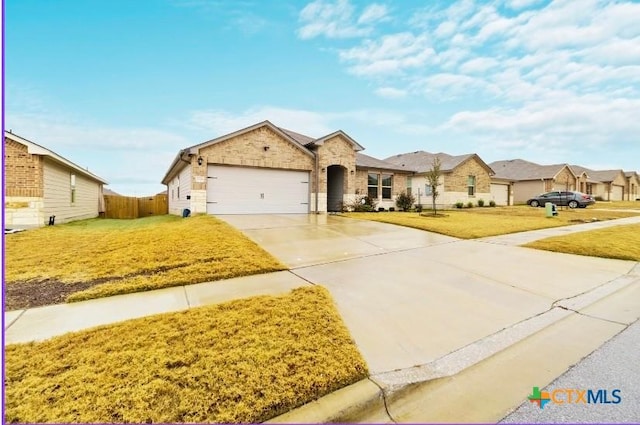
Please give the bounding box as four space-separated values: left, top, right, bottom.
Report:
218 214 638 375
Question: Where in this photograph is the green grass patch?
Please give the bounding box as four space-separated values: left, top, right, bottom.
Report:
343 207 640 239
524 223 640 261
5 215 286 305
5 286 368 424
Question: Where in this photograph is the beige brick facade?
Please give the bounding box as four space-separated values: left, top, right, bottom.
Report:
4 137 44 197
194 126 315 191
444 157 491 193
552 167 576 191
317 136 356 195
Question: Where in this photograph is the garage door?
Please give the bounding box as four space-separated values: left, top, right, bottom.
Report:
611 185 624 201
490 183 509 206
207 166 310 214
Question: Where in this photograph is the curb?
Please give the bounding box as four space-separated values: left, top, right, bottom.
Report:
265 272 640 423
264 379 389 423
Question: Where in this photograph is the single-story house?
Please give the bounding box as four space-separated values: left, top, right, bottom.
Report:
384 151 496 206
161 120 415 215
490 159 577 204
572 168 627 201
4 131 108 228
624 171 640 201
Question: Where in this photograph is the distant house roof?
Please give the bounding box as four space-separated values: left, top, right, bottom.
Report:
490 159 574 181
356 153 411 172
4 131 108 184
103 188 121 196
582 169 625 183
384 150 494 175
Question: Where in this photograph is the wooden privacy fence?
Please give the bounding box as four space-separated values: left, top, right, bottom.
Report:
103 194 168 219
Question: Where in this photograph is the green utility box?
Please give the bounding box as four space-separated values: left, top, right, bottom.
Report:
545 202 558 217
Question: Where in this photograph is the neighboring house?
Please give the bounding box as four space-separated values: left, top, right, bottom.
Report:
384 151 495 206
4 131 108 228
624 171 640 201
569 167 627 201
103 188 121 196
490 159 577 205
162 120 413 215
355 153 411 209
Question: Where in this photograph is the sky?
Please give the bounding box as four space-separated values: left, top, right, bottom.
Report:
4 0 640 196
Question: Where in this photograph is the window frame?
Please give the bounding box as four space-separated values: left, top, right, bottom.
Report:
467 175 476 196
367 173 379 199
381 174 392 199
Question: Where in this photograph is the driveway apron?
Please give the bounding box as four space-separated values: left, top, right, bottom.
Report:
218 214 637 375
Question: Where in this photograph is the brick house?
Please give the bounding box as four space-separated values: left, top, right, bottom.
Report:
383 151 496 206
4 131 108 228
490 159 577 204
625 171 640 201
570 166 628 201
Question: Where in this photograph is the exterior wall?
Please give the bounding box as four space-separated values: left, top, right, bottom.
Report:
4 137 44 197
316 136 357 212
490 182 511 206
194 126 316 211
513 180 546 204
443 157 491 194
168 165 192 215
356 169 409 209
42 158 101 225
408 174 444 207
5 196 45 228
626 175 640 201
552 167 576 191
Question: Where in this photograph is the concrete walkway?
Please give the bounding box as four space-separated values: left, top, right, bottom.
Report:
5 214 640 422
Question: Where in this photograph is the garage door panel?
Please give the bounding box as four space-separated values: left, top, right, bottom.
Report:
207 166 309 214
490 183 509 206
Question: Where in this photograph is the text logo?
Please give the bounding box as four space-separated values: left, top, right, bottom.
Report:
528 387 622 409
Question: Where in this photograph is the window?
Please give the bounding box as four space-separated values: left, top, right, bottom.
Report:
70 174 76 205
467 175 476 196
381 174 392 199
368 173 379 198
406 178 412 196
424 184 433 196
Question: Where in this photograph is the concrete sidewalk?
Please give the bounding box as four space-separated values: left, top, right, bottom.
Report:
4 214 640 423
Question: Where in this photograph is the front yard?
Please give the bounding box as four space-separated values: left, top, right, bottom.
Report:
5 215 286 309
524 223 640 262
5 286 368 423
344 207 640 239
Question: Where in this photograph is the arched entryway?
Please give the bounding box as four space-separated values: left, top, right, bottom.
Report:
327 165 346 212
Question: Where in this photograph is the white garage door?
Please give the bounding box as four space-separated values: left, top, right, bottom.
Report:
611 185 624 201
490 183 509 206
207 166 310 214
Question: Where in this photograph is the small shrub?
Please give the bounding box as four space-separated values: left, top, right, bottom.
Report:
477 199 485 207
389 207 395 212
395 192 415 211
455 202 464 209
415 204 423 213
489 200 496 207
594 196 604 202
466 201 474 208
349 195 378 212
378 207 386 212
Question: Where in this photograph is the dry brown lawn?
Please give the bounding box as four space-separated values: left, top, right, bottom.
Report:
5 215 285 308
524 223 640 261
5 286 368 424
590 200 640 210
344 206 640 239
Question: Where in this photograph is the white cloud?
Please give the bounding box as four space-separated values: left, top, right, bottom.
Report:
339 32 434 76
357 3 389 25
459 57 499 73
374 87 407 99
434 21 457 38
186 106 335 137
506 0 545 10
297 0 386 39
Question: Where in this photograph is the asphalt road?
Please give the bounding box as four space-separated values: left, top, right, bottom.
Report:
500 318 640 423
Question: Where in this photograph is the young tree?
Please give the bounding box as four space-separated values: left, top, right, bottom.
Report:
425 157 442 216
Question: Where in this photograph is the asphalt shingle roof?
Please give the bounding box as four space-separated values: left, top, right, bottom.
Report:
383 151 476 173
356 153 411 172
489 159 571 180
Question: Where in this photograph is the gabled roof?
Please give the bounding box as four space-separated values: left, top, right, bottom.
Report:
356 153 412 172
311 130 365 151
4 131 108 184
384 150 494 175
624 171 639 179
583 169 626 183
490 159 575 181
